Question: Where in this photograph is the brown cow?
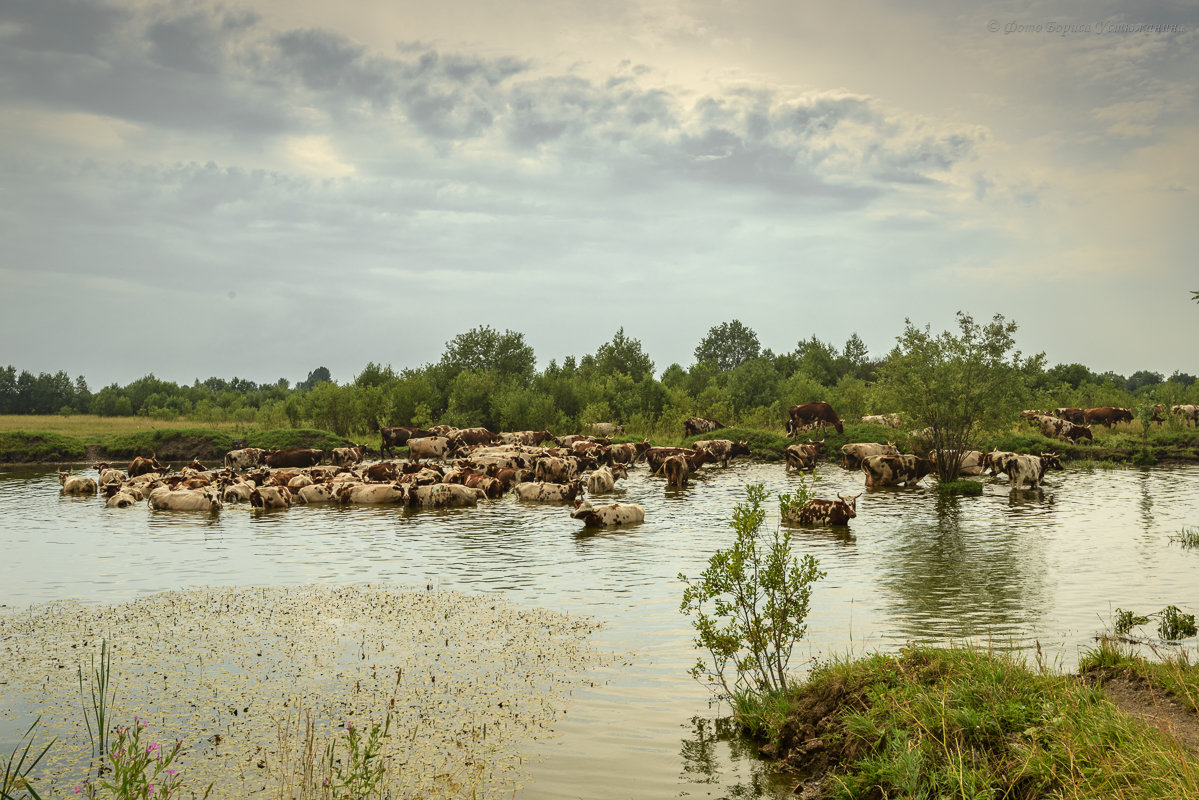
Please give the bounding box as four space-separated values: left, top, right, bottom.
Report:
645 447 696 473
448 427 501 448
379 427 434 457
264 449 323 468
128 454 168 477
1084 407 1133 426
787 402 843 436
656 451 712 488
59 472 98 495
783 494 860 525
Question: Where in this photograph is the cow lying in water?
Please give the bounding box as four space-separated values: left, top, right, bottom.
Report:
514 481 583 502
147 486 222 511
59 472 98 495
570 499 645 528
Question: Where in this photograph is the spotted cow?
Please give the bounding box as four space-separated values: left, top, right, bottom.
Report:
587 464 628 494
1039 417 1093 443
514 480 584 502
861 454 935 488
1000 452 1063 489
783 493 860 525
691 439 751 468
570 499 646 528
839 442 900 470
784 443 821 471
684 417 725 437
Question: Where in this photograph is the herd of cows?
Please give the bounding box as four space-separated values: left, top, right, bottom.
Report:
51 395 1146 529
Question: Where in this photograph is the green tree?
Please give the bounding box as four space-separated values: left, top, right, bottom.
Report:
592 328 654 382
724 358 780 414
693 320 761 372
792 336 841 386
877 312 1043 482
679 484 825 700
298 366 333 391
440 326 535 384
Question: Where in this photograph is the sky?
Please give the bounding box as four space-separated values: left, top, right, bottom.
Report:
1 0 1196 389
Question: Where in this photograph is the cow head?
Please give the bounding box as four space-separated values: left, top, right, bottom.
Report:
837 493 861 517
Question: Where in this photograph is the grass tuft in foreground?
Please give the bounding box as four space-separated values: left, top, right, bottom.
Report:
758 644 1199 799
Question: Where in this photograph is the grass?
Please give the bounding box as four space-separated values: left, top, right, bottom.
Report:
935 479 983 496
1079 637 1199 716
759 644 1199 799
1170 527 1199 549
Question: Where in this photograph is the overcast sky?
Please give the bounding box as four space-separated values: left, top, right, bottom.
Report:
1 0 1196 388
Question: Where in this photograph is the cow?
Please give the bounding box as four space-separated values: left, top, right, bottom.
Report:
448 427 501 448
294 483 340 504
407 483 485 508
656 451 712 488
783 494 860 525
606 441 651 465
928 449 985 476
860 413 901 428
515 480 584 502
104 489 140 508
1003 452 1064 489
148 486 222 511
684 417 725 437
861 454 935 488
534 456 581 483
786 402 844 436
92 463 125 486
1053 408 1088 425
1039 417 1093 443
378 427 434 458
497 430 558 446
264 449 324 468
128 455 168 477
644 447 696 473
1084 407 1134 426
335 483 406 505
981 449 1019 477
692 439 752 468
224 448 266 471
221 481 256 503
1172 405 1199 426
587 464 628 494
427 425 458 437
249 485 292 509
406 436 452 462
784 443 821 471
586 422 624 437
59 472 98 495
840 442 900 470
570 499 646 528
330 445 368 467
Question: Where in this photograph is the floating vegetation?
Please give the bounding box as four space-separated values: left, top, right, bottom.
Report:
1105 604 1197 643
1113 608 1150 636
1169 526 1199 549
0 585 612 798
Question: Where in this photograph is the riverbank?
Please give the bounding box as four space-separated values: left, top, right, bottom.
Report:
5 415 1199 469
745 642 1199 798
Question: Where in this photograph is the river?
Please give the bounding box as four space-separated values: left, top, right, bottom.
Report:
1 460 1197 798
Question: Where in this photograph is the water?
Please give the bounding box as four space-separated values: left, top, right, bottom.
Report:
2 461 1198 798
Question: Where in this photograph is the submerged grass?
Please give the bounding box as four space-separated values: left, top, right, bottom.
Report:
757 644 1199 799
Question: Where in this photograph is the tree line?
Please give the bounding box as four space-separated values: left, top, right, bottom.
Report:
2 319 1196 439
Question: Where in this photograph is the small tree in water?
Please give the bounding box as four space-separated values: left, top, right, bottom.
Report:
876 312 1043 482
679 483 825 701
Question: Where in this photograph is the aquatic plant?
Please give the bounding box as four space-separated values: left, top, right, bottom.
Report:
1157 605 1197 641
1113 608 1150 636
1169 527 1199 549
1 716 52 800
679 483 826 701
78 639 116 758
75 718 209 800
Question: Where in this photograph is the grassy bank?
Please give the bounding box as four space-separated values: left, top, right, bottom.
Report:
740 644 1199 798
0 419 351 464
4 414 1199 467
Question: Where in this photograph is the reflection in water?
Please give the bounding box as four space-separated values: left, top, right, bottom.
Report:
880 487 1051 644
1139 468 1155 531
679 716 794 799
